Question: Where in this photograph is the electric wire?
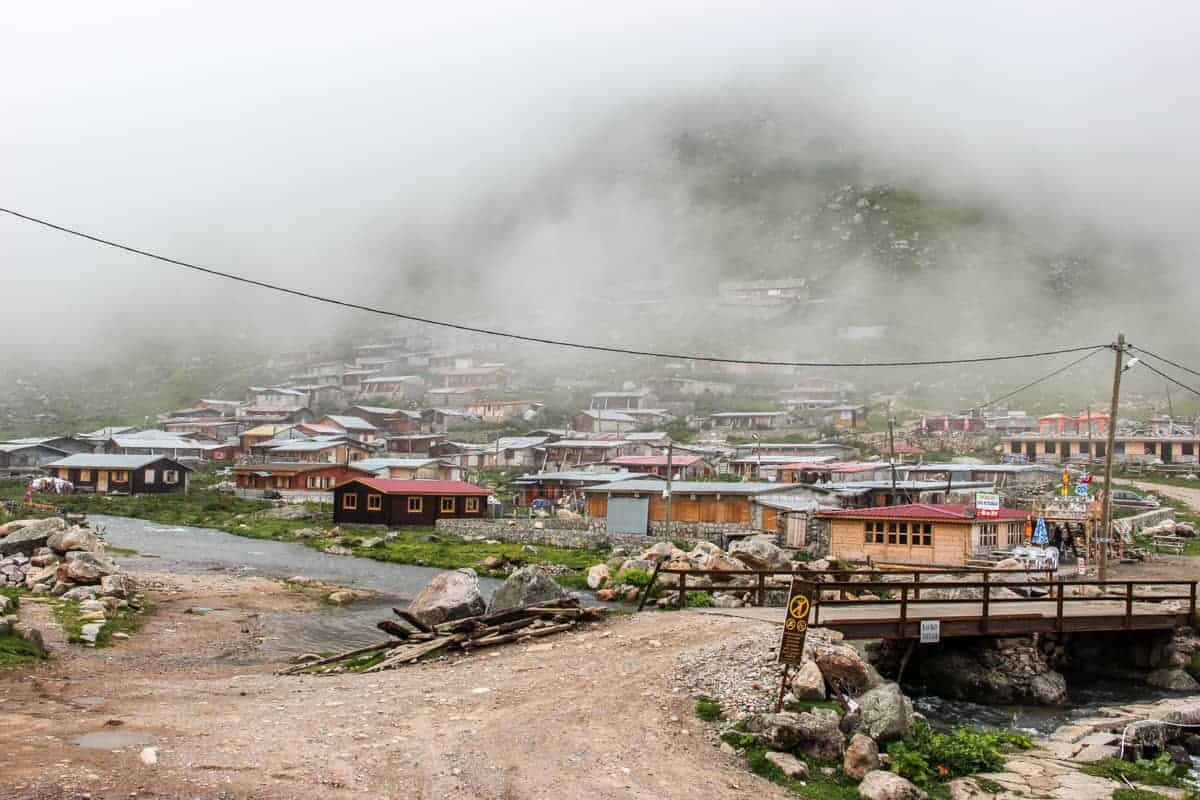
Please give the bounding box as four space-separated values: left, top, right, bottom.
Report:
1129 345 1200 380
0 206 1109 368
1138 359 1200 399
961 348 1103 414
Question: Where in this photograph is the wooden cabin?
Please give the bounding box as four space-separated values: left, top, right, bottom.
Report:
332 478 490 527
232 462 375 492
45 454 192 494
582 479 803 534
817 503 1028 566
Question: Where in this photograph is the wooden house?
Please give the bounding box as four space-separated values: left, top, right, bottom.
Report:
268 438 372 464
430 365 510 390
352 457 465 481
710 411 788 430
0 443 69 469
385 434 447 455
232 462 374 493
606 454 713 480
513 470 652 507
358 375 425 401
589 390 657 411
384 410 423 434
348 405 403 429
45 454 191 494
465 400 541 422
582 480 803 534
333 478 490 527
316 415 380 443
572 410 639 434
818 503 1028 566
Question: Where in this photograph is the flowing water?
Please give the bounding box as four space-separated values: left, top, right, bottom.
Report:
89 514 503 657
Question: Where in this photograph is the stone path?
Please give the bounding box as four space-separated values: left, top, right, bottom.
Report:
15 595 70 653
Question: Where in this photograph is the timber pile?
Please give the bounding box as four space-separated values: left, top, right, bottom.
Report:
281 596 603 675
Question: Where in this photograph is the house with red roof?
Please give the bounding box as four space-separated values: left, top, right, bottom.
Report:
605 454 713 480
332 478 490 526
817 502 1028 566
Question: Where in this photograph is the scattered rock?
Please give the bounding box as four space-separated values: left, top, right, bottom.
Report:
326 591 357 606
488 565 569 613
0 517 66 557
729 537 786 570
139 747 158 766
764 750 809 779
47 527 101 555
843 733 880 780
855 682 914 743
586 563 610 589
79 623 103 645
857 769 928 800
407 569 486 626
595 588 617 602
1147 668 1200 692
64 552 118 584
792 660 827 700
747 708 845 760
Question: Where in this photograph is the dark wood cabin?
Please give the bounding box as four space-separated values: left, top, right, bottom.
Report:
45 455 192 494
332 478 489 527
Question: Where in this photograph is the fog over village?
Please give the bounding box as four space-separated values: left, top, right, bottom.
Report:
4 4 1200 800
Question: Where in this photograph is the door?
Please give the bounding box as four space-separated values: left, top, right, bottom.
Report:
1162 442 1172 463
1025 442 1036 460
607 496 650 534
97 471 108 492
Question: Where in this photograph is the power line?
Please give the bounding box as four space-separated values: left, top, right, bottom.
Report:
0 205 1108 368
1138 359 1200 399
961 348 1103 414
1129 345 1200 380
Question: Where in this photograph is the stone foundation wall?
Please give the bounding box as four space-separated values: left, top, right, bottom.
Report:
1114 507 1176 537
435 518 695 551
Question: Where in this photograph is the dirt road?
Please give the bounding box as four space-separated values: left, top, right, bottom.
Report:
0 571 786 800
1119 479 1200 512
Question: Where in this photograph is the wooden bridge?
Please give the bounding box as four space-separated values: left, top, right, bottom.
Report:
649 565 1198 640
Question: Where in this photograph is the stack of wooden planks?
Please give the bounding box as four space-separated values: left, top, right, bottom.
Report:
280 596 604 675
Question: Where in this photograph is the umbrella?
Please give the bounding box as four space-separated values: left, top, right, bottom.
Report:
1032 515 1049 546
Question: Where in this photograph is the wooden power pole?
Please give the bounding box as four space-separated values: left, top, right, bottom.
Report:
664 441 674 540
1099 333 1126 582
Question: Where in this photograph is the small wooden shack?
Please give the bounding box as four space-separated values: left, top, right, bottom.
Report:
45 454 192 494
818 503 1028 566
332 478 490 527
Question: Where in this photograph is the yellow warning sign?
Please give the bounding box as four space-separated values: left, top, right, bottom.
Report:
779 580 815 666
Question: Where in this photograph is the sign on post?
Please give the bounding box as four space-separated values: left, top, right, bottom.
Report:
919 619 941 644
779 580 815 666
975 492 1000 519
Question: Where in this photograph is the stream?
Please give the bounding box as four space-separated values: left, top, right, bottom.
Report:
89 514 503 658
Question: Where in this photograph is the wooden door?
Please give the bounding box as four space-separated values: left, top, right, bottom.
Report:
97 471 108 492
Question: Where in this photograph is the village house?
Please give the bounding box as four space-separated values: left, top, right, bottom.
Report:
315 415 379 443
513 469 652 507
818 503 1028 567
427 441 490 469
588 389 657 411
384 433 447 455
46 454 192 494
351 457 465 481
1 435 92 455
104 435 219 461
422 407 479 432
383 410 424 433
465 399 542 422
289 383 345 410
571 409 639 434
606 454 713 480
983 411 1039 434
669 377 735 397
710 411 789 430
430 365 510 390
341 369 380 391
161 418 244 440
540 439 634 471
899 463 1060 491
487 436 549 469
776 461 893 484
0 442 69 470
731 441 859 461
232 462 375 495
424 387 482 408
357 374 425 401
346 405 403 429
238 424 295 452
268 438 371 464
246 386 308 409
583 479 803 535
240 406 315 424
193 398 243 416
826 404 869 430
921 413 985 434
777 377 853 409
332 478 490 527
1001 432 1195 465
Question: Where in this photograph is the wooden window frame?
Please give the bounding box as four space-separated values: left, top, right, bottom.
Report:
145 469 156 483
164 470 179 484
465 497 480 513
440 497 456 514
112 471 129 483
80 469 92 482
342 493 358 511
863 522 873 544
407 496 423 513
919 523 933 547
897 522 908 546
367 494 383 511
886 522 897 544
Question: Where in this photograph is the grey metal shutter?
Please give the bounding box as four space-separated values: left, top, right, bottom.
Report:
607 496 650 534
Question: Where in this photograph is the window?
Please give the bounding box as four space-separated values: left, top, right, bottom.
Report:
1010 442 1021 454
897 522 908 545
1045 441 1057 454
145 469 156 483
80 470 92 482
864 522 873 544
465 497 480 513
1114 442 1125 455
1061 442 1071 456
112 471 128 483
919 523 933 547
367 494 383 511
1096 443 1106 457
1185 443 1195 456
1007 522 1021 545
980 523 997 547
1079 443 1090 455
306 476 318 489
57 468 68 479
164 470 179 484
440 497 456 514
342 493 358 510
323 476 334 489
407 496 423 513
887 522 897 544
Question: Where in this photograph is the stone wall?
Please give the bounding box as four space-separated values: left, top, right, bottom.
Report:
435 518 704 551
1114 507 1176 538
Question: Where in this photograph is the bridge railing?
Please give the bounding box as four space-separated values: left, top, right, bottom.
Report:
811 577 1198 635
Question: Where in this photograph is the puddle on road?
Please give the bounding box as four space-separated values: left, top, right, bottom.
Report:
75 730 155 750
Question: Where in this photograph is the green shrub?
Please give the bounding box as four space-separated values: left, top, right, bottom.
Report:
615 567 654 588
1188 653 1200 682
1112 789 1175 800
1082 754 1188 788
687 591 713 608
695 696 723 721
887 721 1032 787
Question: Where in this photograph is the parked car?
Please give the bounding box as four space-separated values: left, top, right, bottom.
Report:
1110 489 1159 508
262 489 283 500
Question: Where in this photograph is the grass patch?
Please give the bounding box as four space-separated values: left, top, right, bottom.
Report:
785 698 844 715
719 733 859 800
687 591 713 608
695 696 724 721
1112 789 1176 800
887 721 1033 789
53 598 153 647
106 545 138 557
0 586 23 611
973 777 1005 794
1081 755 1188 788
0 632 47 667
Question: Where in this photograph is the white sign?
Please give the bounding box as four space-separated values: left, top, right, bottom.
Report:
919 620 941 644
1076 558 1087 576
975 493 1001 518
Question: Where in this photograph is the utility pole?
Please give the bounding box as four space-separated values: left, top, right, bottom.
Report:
664 441 674 540
1099 333 1126 582
887 412 898 501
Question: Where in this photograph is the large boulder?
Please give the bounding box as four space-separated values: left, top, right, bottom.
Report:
63 551 118 584
729 536 786 570
843 733 881 780
791 659 827 700
747 708 845 760
47 527 102 555
805 628 883 696
704 551 748 576
586 564 610 589
407 569 486 626
639 542 678 563
1147 668 1200 692
764 751 809 779
99 574 138 599
854 682 914 743
487 565 569 613
0 518 67 557
858 770 928 800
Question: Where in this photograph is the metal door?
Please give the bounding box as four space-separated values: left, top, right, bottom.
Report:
607 496 649 534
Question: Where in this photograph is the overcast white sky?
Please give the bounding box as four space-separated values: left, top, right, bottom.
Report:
3 1 1199 363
